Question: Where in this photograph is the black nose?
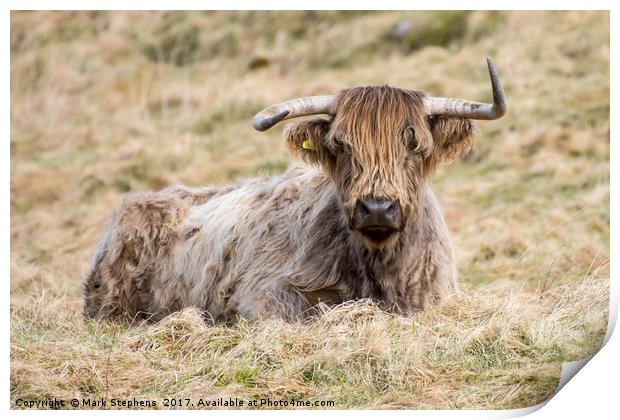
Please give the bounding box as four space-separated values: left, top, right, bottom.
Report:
355 198 402 229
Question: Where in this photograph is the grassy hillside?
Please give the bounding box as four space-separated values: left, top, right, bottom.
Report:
10 11 609 409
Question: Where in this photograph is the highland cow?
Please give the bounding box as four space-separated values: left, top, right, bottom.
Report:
83 58 507 323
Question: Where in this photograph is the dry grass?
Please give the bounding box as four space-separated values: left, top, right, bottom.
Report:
11 269 609 409
10 11 609 409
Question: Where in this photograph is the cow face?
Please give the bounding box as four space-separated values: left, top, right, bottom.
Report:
286 86 477 248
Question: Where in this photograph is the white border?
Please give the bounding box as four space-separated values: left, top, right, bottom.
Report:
3 1 618 10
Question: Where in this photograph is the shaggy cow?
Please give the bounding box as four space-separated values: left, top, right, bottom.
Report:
83 58 507 323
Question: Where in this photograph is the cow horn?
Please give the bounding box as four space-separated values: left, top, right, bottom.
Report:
424 57 507 120
252 95 334 131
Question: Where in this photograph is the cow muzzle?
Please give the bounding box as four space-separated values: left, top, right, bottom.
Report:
353 198 404 244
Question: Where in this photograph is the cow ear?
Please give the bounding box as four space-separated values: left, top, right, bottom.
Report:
285 118 333 166
428 116 478 164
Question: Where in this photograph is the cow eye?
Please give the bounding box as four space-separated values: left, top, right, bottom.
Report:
405 127 420 153
330 137 345 153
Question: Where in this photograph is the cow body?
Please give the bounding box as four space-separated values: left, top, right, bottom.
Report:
84 163 457 323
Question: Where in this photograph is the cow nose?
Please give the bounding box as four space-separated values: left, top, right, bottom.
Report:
355 199 401 229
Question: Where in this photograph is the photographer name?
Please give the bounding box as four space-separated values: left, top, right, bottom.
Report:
76 398 157 408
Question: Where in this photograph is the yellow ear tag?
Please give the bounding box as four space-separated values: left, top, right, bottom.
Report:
302 139 316 150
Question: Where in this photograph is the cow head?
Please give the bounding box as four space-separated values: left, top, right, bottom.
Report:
253 58 507 249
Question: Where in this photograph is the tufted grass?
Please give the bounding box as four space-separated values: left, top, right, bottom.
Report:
10 11 609 409
10 268 609 409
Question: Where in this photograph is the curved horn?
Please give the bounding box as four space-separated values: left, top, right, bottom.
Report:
424 57 507 120
252 95 334 131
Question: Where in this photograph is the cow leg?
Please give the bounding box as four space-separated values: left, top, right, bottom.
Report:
83 193 188 323
232 283 316 322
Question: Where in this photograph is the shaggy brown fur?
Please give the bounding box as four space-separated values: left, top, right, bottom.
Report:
84 86 477 323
